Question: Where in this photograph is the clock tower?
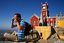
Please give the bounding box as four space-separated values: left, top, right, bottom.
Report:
41 2 49 26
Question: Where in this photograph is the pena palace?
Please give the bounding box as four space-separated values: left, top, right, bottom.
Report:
30 2 64 28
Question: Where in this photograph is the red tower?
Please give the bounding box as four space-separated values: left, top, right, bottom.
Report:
30 14 39 28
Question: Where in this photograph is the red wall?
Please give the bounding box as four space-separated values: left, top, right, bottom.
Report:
47 18 56 26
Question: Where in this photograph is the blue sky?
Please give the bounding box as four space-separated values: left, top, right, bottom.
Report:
0 0 64 29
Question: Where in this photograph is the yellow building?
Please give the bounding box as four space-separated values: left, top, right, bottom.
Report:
56 16 64 28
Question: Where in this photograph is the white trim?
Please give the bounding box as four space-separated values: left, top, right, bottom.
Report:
48 16 56 18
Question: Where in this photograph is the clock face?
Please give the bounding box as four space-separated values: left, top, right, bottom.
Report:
43 7 46 9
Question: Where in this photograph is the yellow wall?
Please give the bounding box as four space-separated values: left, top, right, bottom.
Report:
35 26 51 40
